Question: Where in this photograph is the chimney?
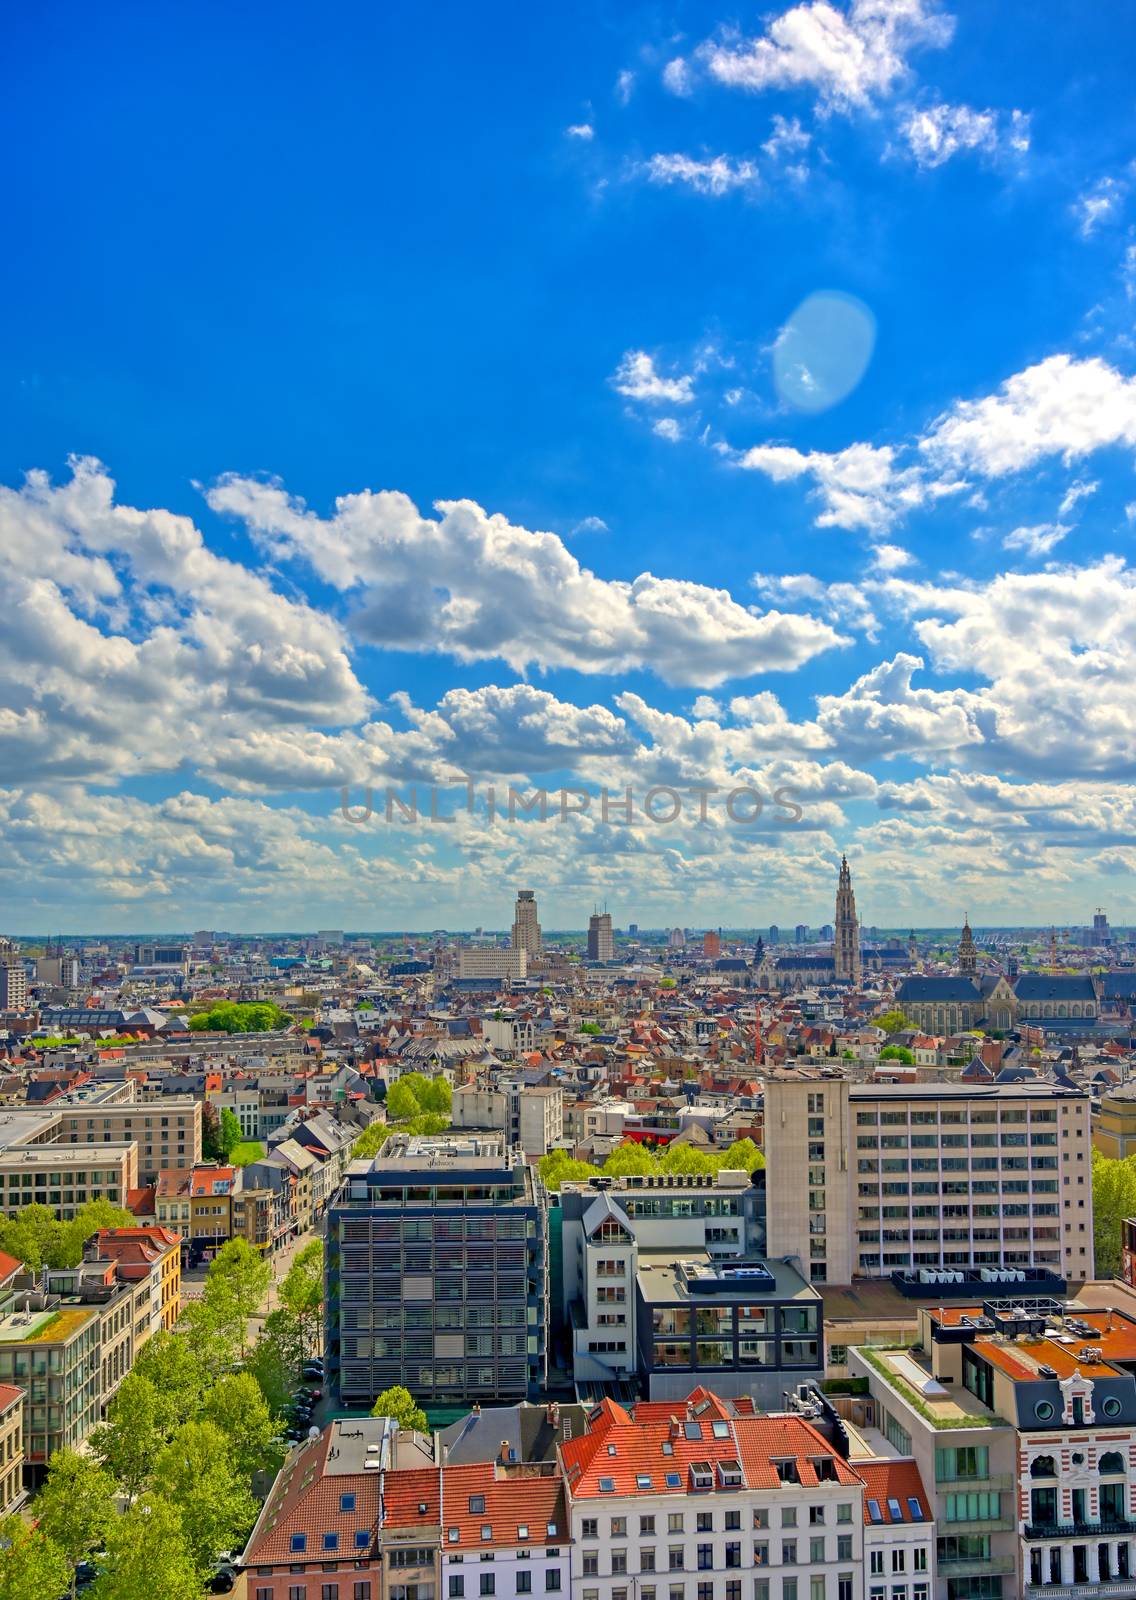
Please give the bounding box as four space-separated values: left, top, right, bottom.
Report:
499 1440 511 1464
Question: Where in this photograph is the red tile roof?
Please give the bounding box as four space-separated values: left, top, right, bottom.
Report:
0 1383 22 1414
854 1459 931 1526
0 1250 23 1285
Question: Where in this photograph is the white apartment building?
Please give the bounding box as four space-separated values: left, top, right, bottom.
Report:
459 948 528 982
764 1079 1092 1286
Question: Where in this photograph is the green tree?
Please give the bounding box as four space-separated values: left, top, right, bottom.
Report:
189 1001 292 1034
177 1295 242 1377
0 1203 65 1271
34 1449 116 1600
603 1141 659 1177
245 1310 302 1416
278 1239 324 1361
0 1515 71 1600
385 1079 420 1121
352 1122 388 1160
200 1101 224 1162
218 1108 243 1161
90 1495 200 1600
579 1022 601 1035
203 1237 272 1359
878 1045 915 1065
1091 1150 1136 1278
658 1143 717 1176
537 1150 601 1192
875 1009 911 1034
202 1372 281 1484
150 1421 258 1581
89 1373 167 1505
57 1198 135 1268
416 1075 452 1115
719 1137 764 1174
132 1329 207 1425
370 1385 428 1431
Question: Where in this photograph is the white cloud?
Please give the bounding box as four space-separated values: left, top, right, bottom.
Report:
1123 241 1136 299
1074 177 1125 237
652 417 684 442
901 102 1029 167
662 57 693 97
207 473 847 688
570 515 609 535
642 152 760 196
920 353 1136 477
1058 478 1098 517
611 349 696 404
616 69 635 105
698 0 954 114
737 440 910 531
566 122 594 140
869 542 915 571
763 114 811 159
692 695 723 719
1002 523 1069 557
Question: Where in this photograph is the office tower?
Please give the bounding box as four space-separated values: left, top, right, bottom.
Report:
457 947 527 981
511 889 541 956
326 1133 548 1406
586 910 613 961
1094 908 1111 945
703 929 721 959
764 1078 1093 1285
833 854 861 984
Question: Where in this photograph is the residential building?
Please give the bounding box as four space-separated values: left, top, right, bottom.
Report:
93 1226 181 1332
53 1080 202 1179
188 1164 237 1260
232 1183 275 1253
1093 1083 1136 1158
513 889 542 957
0 941 27 1010
850 1295 1136 1599
763 1079 1093 1286
0 1384 23 1513
155 1168 192 1243
327 1133 548 1408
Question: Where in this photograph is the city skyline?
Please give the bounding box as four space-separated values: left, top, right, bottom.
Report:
3 3 1136 928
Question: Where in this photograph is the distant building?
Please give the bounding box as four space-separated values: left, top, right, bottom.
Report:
587 911 614 962
0 941 26 1011
703 930 721 960
795 923 808 943
458 947 527 982
768 924 780 945
512 889 542 956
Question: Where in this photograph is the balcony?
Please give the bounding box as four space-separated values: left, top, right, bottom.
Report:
1025 1521 1136 1540
938 1555 1017 1579
1025 1586 1136 1600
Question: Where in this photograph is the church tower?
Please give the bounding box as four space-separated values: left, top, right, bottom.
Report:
834 854 861 985
958 914 977 976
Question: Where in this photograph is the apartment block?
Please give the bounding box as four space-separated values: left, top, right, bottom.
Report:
850 1295 1136 1599
54 1082 202 1180
327 1133 548 1408
458 948 528 982
0 1383 23 1512
764 1080 1092 1286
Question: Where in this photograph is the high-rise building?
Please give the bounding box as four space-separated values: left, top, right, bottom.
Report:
794 923 808 943
457 947 527 981
326 1133 548 1407
820 923 833 942
627 923 639 938
511 889 541 956
0 941 27 1011
702 929 720 960
1094 907 1111 945
833 854 861 984
764 1078 1093 1285
768 924 780 945
668 926 685 948
586 910 613 961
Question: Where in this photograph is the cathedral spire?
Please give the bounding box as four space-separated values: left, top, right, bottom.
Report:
834 853 861 985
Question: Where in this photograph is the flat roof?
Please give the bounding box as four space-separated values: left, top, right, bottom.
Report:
636 1251 816 1304
849 1082 1088 1100
0 1144 135 1167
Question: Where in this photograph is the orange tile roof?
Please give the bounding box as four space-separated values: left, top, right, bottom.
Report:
438 1462 565 1547
0 1383 22 1414
854 1459 931 1526
0 1250 23 1285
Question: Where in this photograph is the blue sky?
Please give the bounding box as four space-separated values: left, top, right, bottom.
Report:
3 0 1136 931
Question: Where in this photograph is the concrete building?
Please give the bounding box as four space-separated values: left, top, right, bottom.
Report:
588 912 614 962
0 940 27 1011
482 1013 538 1055
513 889 542 957
764 1079 1093 1287
1093 1084 1136 1158
327 1133 548 1408
560 1170 767 1394
458 947 528 982
0 1383 23 1512
54 1082 202 1180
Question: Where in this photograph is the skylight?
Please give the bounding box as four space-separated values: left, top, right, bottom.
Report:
867 1500 883 1523
907 1499 924 1521
887 1499 903 1522
598 1477 615 1493
665 1472 682 1489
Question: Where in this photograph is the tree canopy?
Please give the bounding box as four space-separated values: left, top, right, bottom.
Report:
538 1136 763 1192
371 1385 428 1431
1092 1149 1136 1278
0 1514 71 1600
189 1001 293 1034
0 1197 134 1272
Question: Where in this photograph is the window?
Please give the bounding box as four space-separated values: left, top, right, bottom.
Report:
782 1509 797 1529
810 1540 824 1564
641 1517 657 1536
516 1576 531 1596
582 1521 598 1540
450 1581 465 1598
340 1493 357 1512
669 1515 685 1534
725 1512 740 1532
480 1579 495 1598
582 1556 599 1578
289 1590 306 1600
870 1553 884 1576
641 1550 656 1573
612 1519 627 1538
697 1546 712 1571
697 1513 714 1534
544 1576 560 1594
291 1535 308 1554
754 1544 769 1567
782 1542 797 1565
612 1554 628 1577
323 1534 340 1552
810 1581 825 1600
837 1536 852 1561
891 1550 905 1573
725 1545 741 1569
669 1549 684 1571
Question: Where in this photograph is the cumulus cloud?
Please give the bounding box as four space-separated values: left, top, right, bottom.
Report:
207 472 845 687
698 0 954 114
610 349 696 404
763 114 811 159
566 122 595 140
662 57 693 96
652 417 684 442
641 152 760 196
1002 523 1069 557
1074 177 1125 237
736 440 910 531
